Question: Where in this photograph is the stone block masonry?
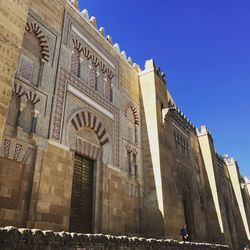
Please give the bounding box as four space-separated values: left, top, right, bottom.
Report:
0 226 230 250
0 0 30 143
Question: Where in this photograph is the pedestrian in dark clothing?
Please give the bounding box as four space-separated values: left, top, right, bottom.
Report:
180 224 189 241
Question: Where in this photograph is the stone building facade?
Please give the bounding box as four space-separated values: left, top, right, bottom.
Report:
0 1 249 250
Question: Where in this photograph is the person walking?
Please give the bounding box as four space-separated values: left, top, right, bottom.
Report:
180 224 189 242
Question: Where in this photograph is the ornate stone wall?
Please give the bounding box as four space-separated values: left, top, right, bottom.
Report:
0 1 249 250
0 0 31 143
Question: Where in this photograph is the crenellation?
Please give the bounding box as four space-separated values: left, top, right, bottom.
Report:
90 16 97 28
113 43 121 53
81 9 89 19
121 50 127 60
99 27 105 36
127 57 133 65
106 35 113 45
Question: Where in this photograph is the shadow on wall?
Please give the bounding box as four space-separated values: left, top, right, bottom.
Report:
201 157 226 244
140 96 165 238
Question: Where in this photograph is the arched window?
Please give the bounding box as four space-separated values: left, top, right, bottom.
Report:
17 22 49 86
128 151 132 174
19 101 35 133
6 83 25 128
71 39 114 101
79 55 90 84
133 152 138 177
124 101 140 145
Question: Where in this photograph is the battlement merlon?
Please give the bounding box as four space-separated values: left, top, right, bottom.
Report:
67 2 141 72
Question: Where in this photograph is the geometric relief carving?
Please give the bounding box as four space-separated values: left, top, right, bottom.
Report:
125 144 138 156
124 101 139 125
72 38 114 101
127 126 133 143
3 139 10 158
12 82 25 97
72 38 114 79
0 136 34 165
76 138 100 160
25 90 40 105
52 68 120 166
71 111 109 146
13 144 23 160
18 55 33 82
25 22 50 62
12 83 41 105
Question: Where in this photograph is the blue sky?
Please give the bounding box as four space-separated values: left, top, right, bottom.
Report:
79 0 250 177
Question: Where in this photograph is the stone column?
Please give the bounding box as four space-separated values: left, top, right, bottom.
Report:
31 109 39 133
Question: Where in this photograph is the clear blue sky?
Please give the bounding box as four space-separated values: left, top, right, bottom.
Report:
79 0 250 177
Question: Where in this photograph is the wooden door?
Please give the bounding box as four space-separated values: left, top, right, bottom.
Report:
69 153 94 233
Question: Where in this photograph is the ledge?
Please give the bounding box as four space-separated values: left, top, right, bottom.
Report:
0 226 230 249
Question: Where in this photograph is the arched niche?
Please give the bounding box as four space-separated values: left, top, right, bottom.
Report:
68 110 110 161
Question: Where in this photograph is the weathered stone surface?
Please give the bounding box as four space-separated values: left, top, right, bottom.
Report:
0 1 249 250
0 227 230 250
0 0 30 143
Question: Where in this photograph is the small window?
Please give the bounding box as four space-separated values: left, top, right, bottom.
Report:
127 126 133 143
133 154 138 177
128 152 132 174
134 164 138 177
134 125 138 144
17 55 33 83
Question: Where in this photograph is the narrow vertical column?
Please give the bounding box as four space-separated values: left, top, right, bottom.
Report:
110 83 113 102
225 157 250 241
27 147 45 228
71 49 80 77
104 77 111 101
16 103 26 127
197 126 224 234
128 151 132 175
89 63 97 90
133 153 138 177
37 60 45 87
134 124 138 144
31 109 39 133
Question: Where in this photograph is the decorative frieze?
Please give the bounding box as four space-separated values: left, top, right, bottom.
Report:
72 38 114 79
76 138 100 160
0 136 34 165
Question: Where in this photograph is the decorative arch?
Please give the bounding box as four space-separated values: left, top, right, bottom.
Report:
25 90 40 105
12 82 25 97
124 101 139 125
25 22 49 62
70 111 109 146
72 38 113 76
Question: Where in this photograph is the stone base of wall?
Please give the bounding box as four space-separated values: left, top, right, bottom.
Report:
0 226 230 250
